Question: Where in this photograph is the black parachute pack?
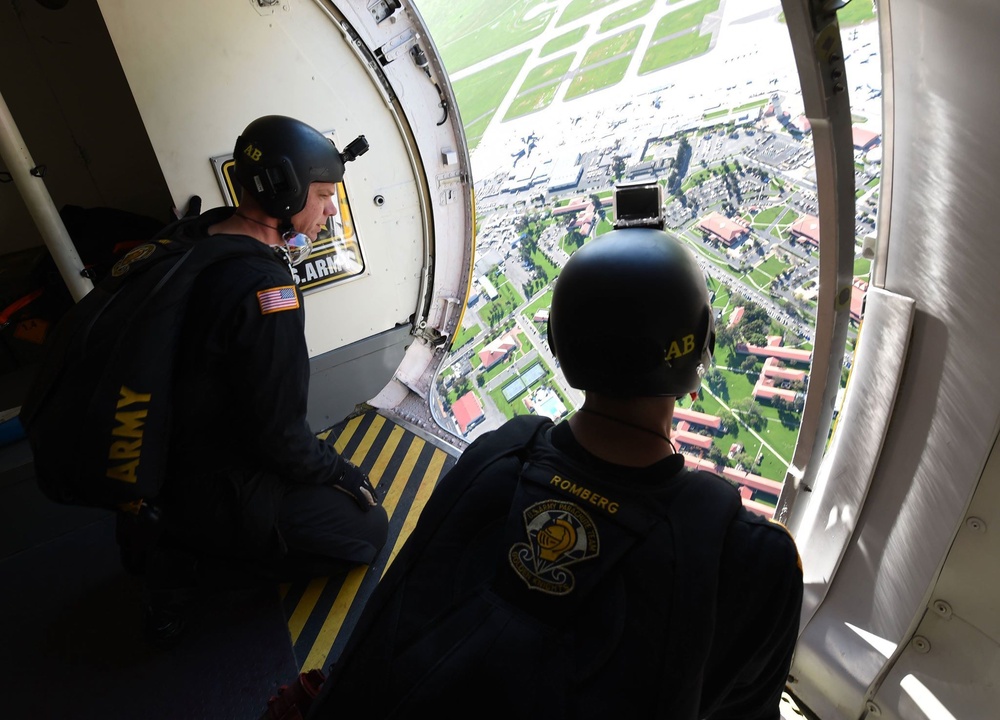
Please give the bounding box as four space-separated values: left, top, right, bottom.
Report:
20 232 254 511
318 415 744 719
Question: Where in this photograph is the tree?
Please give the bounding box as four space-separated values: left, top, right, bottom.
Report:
612 156 627 181
705 367 727 395
720 411 739 435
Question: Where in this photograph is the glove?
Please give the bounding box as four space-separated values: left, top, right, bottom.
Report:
332 460 379 511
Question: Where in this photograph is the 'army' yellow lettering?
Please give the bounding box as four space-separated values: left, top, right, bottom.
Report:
106 385 151 484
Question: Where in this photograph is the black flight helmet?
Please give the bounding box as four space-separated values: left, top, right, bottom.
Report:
547 228 715 397
232 115 368 223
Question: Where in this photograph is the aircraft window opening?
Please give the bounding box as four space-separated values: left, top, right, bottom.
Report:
416 0 880 526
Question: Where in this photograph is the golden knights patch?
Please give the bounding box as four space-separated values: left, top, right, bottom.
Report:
111 243 157 277
509 499 600 596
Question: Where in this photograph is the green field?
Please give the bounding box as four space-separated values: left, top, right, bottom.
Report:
541 26 588 57
639 30 713 75
599 0 655 33
557 0 618 27
580 26 643 66
419 0 556 72
506 53 576 119
505 85 562 120
521 54 575 90
565 56 633 99
650 0 720 40
452 50 531 149
450 323 480 351
476 270 525 327
524 289 553 322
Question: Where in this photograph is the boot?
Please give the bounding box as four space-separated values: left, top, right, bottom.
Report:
259 669 327 720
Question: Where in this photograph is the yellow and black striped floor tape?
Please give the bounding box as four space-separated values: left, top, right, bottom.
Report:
279 409 458 672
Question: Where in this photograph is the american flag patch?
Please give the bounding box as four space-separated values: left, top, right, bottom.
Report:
257 286 300 314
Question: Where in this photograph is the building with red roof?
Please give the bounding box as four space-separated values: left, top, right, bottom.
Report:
674 407 722 431
790 214 820 246
752 356 806 404
698 211 749 247
727 306 745 329
738 336 812 365
452 391 485 435
851 278 869 322
478 331 520 370
852 126 881 151
672 422 714 451
680 454 776 519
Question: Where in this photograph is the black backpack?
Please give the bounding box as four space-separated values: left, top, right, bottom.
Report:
19 234 253 511
316 416 744 719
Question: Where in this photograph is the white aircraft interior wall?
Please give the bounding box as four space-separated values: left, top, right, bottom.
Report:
790 0 1000 716
98 0 426 357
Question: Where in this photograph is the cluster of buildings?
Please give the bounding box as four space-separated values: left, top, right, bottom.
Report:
666 405 783 519
736 335 812 405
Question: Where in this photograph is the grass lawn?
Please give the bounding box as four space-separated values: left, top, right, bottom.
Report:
529 246 561 282
599 0 655 33
566 56 633 99
579 26 643 65
650 0 720 40
734 99 768 113
748 268 772 290
750 205 786 227
505 84 561 119
520 54 575 91
837 1 876 26
420 0 556 73
758 255 789 275
557 0 618 27
541 26 588 57
638 30 712 75
756 446 789 483
450 323 480 351
524 288 553 320
854 256 872 278
718 367 757 399
757 405 801 462
476 271 525 327
453 50 531 149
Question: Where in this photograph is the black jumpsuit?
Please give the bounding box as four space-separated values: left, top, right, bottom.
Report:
162 207 387 577
309 418 802 719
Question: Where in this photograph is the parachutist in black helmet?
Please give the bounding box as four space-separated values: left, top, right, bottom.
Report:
548 227 716 398
229 114 368 265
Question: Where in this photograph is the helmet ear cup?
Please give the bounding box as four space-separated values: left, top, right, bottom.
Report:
233 115 345 220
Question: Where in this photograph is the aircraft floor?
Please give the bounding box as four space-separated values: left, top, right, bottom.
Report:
281 409 459 672
0 409 458 718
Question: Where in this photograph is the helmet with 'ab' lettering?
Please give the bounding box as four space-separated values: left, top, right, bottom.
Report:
547 228 715 397
232 115 367 222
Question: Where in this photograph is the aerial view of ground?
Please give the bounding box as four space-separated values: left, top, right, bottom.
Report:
413 0 881 515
